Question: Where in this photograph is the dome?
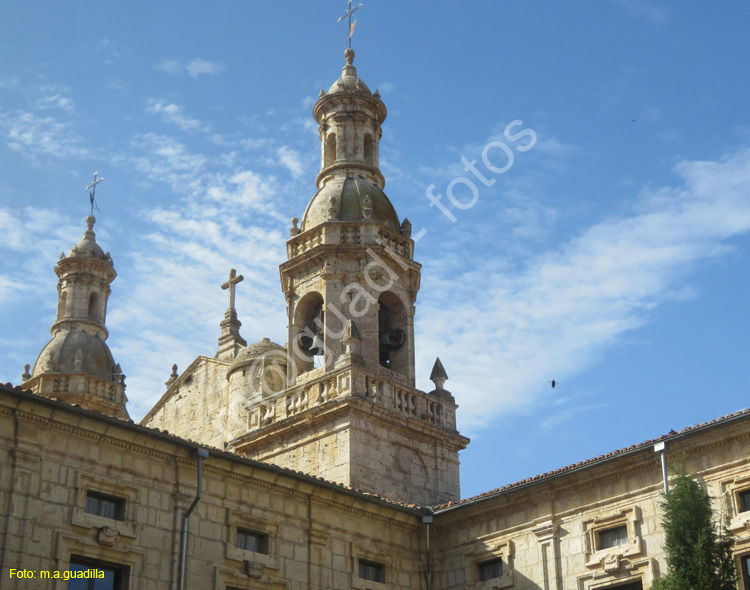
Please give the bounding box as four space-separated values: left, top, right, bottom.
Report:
300 176 400 233
67 216 112 264
228 338 287 377
327 49 372 96
32 329 117 380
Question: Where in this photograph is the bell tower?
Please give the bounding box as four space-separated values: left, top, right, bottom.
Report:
23 214 129 421
229 50 468 505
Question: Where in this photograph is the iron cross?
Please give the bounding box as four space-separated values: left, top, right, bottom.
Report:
221 268 244 310
338 0 362 48
86 171 104 215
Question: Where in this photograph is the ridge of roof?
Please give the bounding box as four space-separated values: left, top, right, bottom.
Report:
434 407 750 512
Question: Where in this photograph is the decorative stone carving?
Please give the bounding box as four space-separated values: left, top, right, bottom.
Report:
244 560 264 579
97 526 120 547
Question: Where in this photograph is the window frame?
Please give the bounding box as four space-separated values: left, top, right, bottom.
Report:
597 525 629 550
68 555 129 590
236 527 269 555
84 490 126 521
358 558 386 584
739 489 750 513
478 557 503 581
741 554 750 590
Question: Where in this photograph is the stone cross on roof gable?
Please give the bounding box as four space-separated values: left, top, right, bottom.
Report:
221 268 244 310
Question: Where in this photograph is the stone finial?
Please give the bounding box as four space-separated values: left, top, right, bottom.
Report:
74 349 84 371
45 351 56 372
345 48 355 65
319 89 327 98
430 357 448 391
165 364 178 387
373 89 381 99
290 217 301 237
400 217 412 238
361 194 373 220
22 364 31 382
86 215 96 231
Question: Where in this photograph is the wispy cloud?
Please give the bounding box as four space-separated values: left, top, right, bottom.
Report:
613 0 669 26
276 146 305 178
36 88 74 112
416 148 750 433
154 58 226 78
147 100 210 132
0 111 89 160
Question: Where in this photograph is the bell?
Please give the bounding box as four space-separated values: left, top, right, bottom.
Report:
309 334 325 356
379 332 393 350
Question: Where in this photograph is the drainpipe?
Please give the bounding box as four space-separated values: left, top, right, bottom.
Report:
654 442 668 494
422 508 434 590
178 448 209 590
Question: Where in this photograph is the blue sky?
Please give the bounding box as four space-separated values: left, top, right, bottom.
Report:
1 1 749 499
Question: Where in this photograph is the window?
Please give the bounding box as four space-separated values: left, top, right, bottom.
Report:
598 525 628 549
739 489 750 513
742 555 750 590
67 557 127 590
236 528 268 554
604 582 643 590
478 558 503 581
85 491 124 520
358 559 385 583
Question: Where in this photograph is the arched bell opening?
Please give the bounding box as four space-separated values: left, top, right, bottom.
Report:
292 291 325 374
364 133 375 167
57 291 68 321
377 291 408 376
325 133 337 169
88 292 100 322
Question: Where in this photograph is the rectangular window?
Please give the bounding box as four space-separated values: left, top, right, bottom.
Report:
598 525 628 550
67 557 127 590
604 582 643 590
739 490 750 513
478 558 503 581
236 528 269 554
85 491 125 520
358 559 386 583
742 555 750 590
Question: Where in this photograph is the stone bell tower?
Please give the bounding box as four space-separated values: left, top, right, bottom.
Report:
229 50 468 505
22 215 129 421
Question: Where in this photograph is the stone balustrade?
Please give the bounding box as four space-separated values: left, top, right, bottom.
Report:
287 222 413 260
246 365 456 431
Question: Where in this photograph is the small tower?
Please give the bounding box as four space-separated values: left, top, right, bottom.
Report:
23 215 129 420
231 51 469 505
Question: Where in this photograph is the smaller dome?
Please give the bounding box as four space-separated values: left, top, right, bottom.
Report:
228 338 287 377
32 329 117 380
327 49 372 96
301 176 400 233
68 216 111 264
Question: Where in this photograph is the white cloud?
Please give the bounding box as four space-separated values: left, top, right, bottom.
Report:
613 0 669 26
36 93 74 112
378 82 395 94
416 148 750 433
0 111 89 160
147 100 209 132
276 146 304 178
154 59 183 75
186 58 225 78
154 58 226 78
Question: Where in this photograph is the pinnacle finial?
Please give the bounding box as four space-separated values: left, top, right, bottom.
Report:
345 48 355 65
86 215 96 231
430 357 448 391
22 364 31 382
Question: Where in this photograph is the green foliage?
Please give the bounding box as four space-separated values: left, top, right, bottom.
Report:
652 473 737 590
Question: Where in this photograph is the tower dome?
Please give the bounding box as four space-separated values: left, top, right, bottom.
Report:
24 214 129 420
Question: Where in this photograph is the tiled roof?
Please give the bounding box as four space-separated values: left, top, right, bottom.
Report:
434 408 750 511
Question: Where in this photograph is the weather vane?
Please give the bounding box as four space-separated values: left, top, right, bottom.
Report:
338 0 362 48
86 171 104 215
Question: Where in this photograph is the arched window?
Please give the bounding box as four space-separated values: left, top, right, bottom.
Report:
325 133 337 168
57 291 68 320
364 133 375 166
88 292 99 321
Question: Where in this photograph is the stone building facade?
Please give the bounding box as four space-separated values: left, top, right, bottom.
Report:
1 49 750 590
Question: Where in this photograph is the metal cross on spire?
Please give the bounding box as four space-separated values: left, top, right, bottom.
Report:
221 268 244 310
338 0 362 48
86 171 104 215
